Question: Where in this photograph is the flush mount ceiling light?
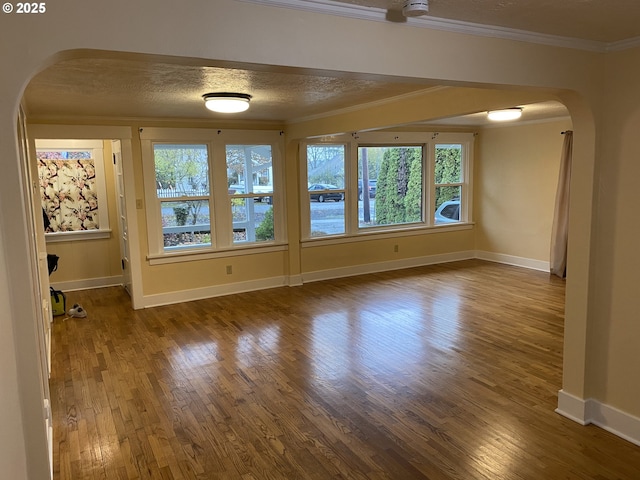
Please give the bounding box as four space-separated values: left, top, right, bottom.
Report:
203 93 252 113
403 0 429 17
487 108 523 122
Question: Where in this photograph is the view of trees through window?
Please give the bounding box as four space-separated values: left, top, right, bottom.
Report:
226 144 274 244
360 146 423 228
307 145 345 186
305 140 466 237
154 144 212 249
434 144 463 224
435 144 462 207
144 129 284 256
153 143 278 249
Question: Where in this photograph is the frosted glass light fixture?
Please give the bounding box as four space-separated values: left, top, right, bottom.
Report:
487 108 522 121
203 93 252 113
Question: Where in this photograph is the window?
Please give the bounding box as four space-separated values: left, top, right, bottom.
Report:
434 144 463 225
141 128 284 260
36 139 109 237
227 144 274 243
358 146 423 229
301 132 472 240
305 144 346 237
154 144 211 250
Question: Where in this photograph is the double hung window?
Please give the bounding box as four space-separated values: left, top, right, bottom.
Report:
141 129 283 260
301 132 473 240
305 144 346 237
153 144 211 250
227 144 274 244
434 144 464 224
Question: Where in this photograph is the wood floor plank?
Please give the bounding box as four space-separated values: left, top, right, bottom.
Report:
50 260 640 479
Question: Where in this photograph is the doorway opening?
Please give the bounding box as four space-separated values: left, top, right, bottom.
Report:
27 125 142 311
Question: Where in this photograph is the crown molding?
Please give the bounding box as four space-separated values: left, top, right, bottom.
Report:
606 36 640 52
239 0 635 53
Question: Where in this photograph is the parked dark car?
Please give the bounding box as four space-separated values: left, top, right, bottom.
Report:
358 179 377 200
308 184 344 202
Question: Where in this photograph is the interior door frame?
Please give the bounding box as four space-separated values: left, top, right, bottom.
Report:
27 124 143 309
112 140 133 297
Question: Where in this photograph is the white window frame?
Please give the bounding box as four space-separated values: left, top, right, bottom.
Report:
432 141 470 226
226 143 275 244
149 141 214 254
140 128 285 263
300 131 474 242
300 142 350 240
36 139 110 242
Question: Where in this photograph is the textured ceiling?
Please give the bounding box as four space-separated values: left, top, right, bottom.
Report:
24 57 569 126
24 58 435 123
328 0 640 43
24 0 595 126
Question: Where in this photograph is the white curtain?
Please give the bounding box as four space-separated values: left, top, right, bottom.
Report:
550 131 573 278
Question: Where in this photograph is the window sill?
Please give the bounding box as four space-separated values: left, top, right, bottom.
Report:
147 243 288 265
301 222 474 247
45 229 112 243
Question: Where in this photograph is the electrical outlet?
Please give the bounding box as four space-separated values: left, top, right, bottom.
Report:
226 265 233 274
136 198 143 209
393 244 399 253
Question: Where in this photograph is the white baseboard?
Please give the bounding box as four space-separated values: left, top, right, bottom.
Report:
587 398 640 447
50 275 123 292
140 252 476 307
556 389 590 425
475 250 550 272
142 276 288 308
288 274 304 287
556 389 640 446
54 251 545 300
140 253 477 308
302 250 476 283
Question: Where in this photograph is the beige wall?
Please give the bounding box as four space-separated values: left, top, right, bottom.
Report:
0 0 624 476
37 117 571 292
145 252 288 294
587 46 640 412
0 231 29 479
475 119 573 262
45 141 123 287
302 230 475 274
128 122 289 297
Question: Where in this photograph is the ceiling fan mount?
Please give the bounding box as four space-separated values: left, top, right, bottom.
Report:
402 0 429 17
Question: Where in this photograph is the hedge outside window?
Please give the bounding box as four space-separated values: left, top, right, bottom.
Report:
359 145 423 229
434 144 463 224
301 132 473 240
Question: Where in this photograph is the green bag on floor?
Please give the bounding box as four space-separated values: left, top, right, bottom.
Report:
50 287 66 316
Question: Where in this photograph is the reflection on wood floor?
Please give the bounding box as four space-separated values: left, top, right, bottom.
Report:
51 260 640 479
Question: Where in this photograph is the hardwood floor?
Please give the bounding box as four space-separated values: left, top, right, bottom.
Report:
50 260 640 479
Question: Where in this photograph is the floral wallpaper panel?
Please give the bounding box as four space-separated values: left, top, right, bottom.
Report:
38 150 100 232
